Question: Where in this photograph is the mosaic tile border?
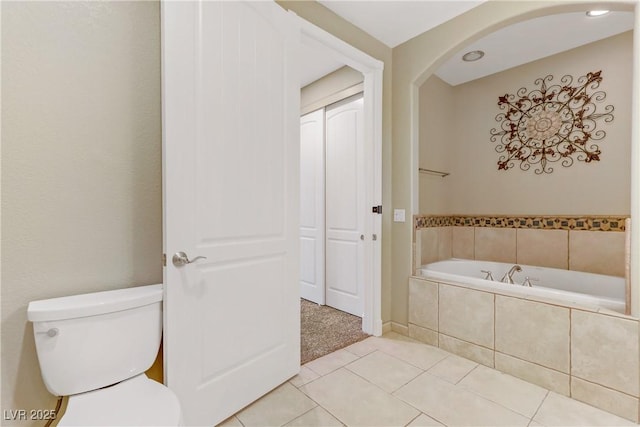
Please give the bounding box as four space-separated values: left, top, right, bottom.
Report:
415 215 628 232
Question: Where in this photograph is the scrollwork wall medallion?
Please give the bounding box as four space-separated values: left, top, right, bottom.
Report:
490 71 614 174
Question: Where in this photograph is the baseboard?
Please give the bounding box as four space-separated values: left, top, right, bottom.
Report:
382 321 392 334
390 322 409 336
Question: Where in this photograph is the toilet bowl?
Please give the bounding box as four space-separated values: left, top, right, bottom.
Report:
28 284 182 426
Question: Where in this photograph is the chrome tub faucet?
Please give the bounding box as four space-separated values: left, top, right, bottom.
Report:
501 264 522 284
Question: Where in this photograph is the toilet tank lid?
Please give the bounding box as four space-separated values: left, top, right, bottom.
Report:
27 284 163 322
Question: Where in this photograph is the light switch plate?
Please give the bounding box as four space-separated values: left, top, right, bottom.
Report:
393 209 405 223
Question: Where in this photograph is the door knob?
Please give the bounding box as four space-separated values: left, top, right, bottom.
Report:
172 251 207 267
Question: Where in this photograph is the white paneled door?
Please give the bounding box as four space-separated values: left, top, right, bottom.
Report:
325 94 365 317
300 109 325 305
162 2 300 426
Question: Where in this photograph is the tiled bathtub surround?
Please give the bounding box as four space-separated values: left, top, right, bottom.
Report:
408 276 640 422
413 215 628 277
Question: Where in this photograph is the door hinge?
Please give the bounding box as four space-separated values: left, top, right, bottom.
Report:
162 253 167 267
372 205 382 214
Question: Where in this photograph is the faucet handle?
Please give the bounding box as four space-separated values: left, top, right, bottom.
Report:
480 270 494 281
522 276 539 287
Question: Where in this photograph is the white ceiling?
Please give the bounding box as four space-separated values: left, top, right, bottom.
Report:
300 0 484 87
301 3 633 89
435 11 635 86
317 0 484 48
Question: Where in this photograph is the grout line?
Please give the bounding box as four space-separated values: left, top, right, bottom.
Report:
344 359 420 396
436 282 440 348
283 404 320 427
473 226 477 260
529 390 550 426
493 292 497 368
392 381 449 427
404 413 422 427
570 374 640 399
515 228 519 265
454 374 543 421
567 230 571 270
493 350 568 376
569 308 573 398
456 363 480 385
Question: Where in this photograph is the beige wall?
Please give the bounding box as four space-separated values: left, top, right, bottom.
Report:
418 75 455 214
279 1 394 324
392 1 635 325
420 32 632 216
301 65 363 113
1 1 161 422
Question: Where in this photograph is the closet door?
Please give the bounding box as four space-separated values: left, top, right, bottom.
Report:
325 94 365 317
300 109 325 304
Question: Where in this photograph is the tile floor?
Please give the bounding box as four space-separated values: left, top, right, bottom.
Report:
219 333 636 427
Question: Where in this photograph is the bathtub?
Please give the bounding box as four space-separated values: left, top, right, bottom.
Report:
420 258 625 313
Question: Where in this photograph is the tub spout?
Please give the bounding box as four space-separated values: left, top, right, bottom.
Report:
501 265 522 284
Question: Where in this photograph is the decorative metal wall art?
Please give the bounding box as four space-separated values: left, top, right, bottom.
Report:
490 71 614 174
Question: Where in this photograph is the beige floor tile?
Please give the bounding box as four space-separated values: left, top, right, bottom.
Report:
406 413 445 426
285 406 344 427
216 415 243 427
368 334 449 370
532 392 636 426
304 349 360 376
343 337 379 357
426 354 478 384
345 350 423 393
301 368 419 426
289 366 320 388
394 372 530 426
458 364 548 418
236 382 317 427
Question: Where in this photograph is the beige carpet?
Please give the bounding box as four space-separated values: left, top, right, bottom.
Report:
300 298 370 365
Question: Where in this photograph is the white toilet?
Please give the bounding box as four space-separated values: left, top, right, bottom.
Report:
27 284 182 426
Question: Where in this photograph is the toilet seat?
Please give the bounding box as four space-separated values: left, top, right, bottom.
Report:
58 374 182 426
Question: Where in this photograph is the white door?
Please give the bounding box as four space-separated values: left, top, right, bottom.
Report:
162 2 300 425
325 94 365 317
300 109 325 304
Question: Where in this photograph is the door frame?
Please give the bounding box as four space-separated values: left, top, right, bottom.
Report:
297 14 383 336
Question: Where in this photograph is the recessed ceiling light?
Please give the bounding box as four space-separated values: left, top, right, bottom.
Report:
462 50 485 62
586 10 610 17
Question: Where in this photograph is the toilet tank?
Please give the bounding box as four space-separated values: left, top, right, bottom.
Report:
27 284 163 396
